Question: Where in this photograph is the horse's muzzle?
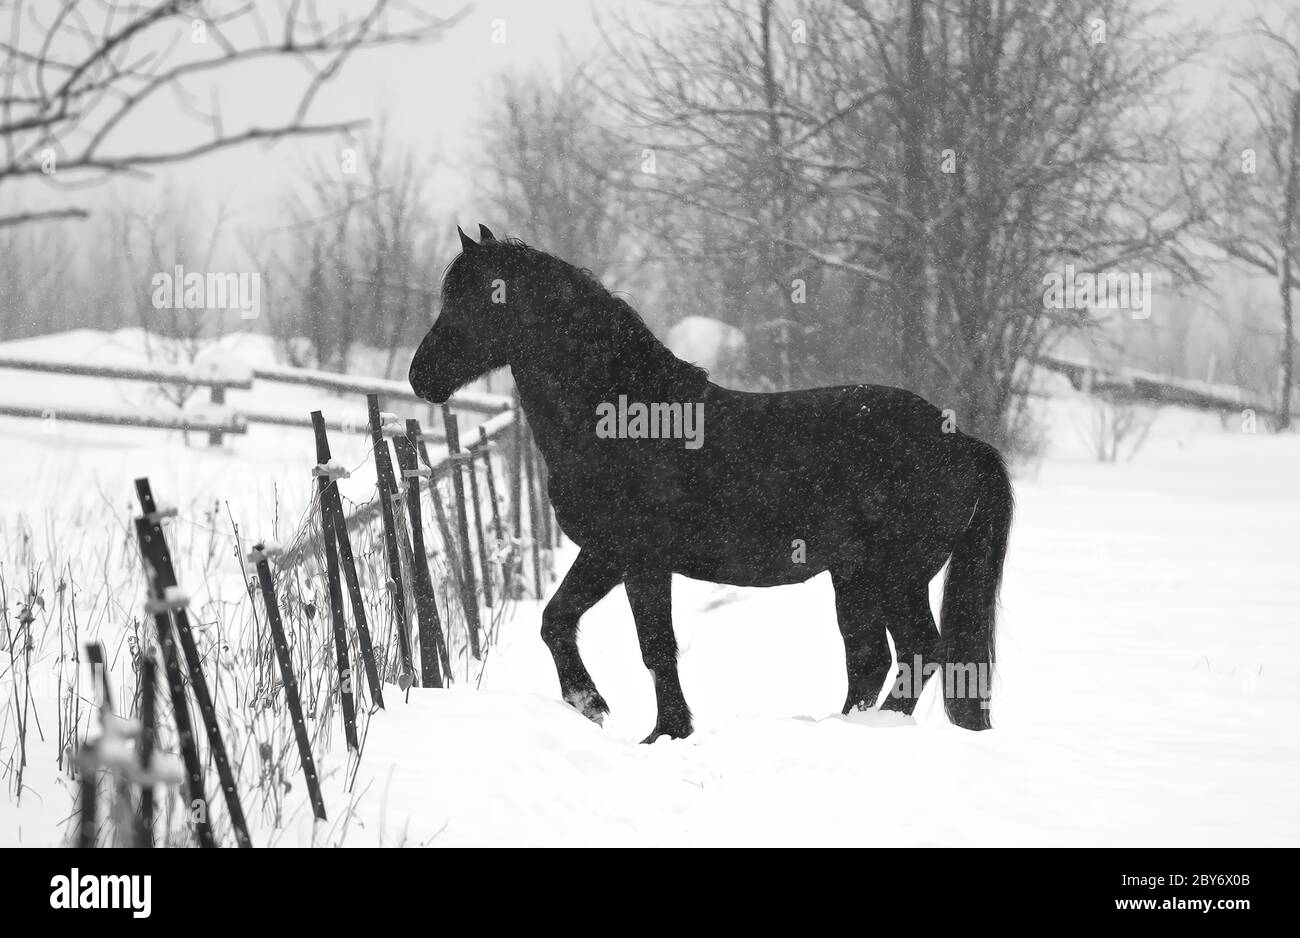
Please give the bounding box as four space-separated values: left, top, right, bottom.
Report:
409 331 452 403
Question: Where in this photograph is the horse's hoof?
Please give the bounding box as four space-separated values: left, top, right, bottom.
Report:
564 689 609 726
640 723 693 744
944 700 992 731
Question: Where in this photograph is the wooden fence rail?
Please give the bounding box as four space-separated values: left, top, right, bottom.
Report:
0 401 248 436
0 352 253 389
278 408 517 568
251 363 511 414
1036 353 1297 419
0 352 509 445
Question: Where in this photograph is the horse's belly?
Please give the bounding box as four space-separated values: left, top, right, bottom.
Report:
551 499 840 583
659 511 848 585
672 554 825 587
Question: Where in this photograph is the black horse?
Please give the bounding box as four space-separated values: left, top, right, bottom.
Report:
411 225 1013 741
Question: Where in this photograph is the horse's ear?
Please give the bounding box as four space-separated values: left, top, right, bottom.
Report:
478 224 497 242
457 226 476 252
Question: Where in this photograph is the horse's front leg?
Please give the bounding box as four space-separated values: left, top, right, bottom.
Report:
541 549 623 725
624 568 693 742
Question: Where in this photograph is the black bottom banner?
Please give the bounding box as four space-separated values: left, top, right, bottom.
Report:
2 846 1286 926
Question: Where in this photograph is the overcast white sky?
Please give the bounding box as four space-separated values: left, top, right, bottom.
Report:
4 0 1289 254
9 0 639 237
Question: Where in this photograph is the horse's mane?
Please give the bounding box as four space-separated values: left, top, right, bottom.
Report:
444 237 709 395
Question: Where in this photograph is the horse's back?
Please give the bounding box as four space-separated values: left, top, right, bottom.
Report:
701 381 955 473
555 381 986 584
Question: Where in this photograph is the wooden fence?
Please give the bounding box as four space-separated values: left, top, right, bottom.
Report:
77 397 557 847
0 351 510 445
1036 353 1297 420
4 348 1288 447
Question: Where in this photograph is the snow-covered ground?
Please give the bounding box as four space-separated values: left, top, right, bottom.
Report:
1 329 1297 846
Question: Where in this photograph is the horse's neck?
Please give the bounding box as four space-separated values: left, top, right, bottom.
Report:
509 303 706 460
510 355 646 466
510 362 598 461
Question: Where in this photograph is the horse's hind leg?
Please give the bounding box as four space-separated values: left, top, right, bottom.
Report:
541 549 623 725
831 567 894 713
879 580 941 715
624 568 692 742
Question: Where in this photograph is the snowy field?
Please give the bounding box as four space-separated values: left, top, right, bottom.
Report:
1 329 1297 847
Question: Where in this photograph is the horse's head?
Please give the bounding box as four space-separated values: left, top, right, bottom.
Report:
409 224 518 403
411 225 707 405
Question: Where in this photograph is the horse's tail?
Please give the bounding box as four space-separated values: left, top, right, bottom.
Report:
939 438 1014 731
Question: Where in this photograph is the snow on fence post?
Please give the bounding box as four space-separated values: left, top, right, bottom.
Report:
133 517 215 848
523 429 545 599
415 434 471 657
424 445 465 590
476 425 512 600
77 642 106 848
138 653 156 847
394 423 448 688
366 395 417 691
535 443 555 570
76 746 97 848
326 504 385 710
208 385 226 447
308 414 360 752
465 433 494 610
249 544 327 821
389 483 449 683
540 455 562 549
134 479 252 847
307 417 385 710
85 642 139 846
510 390 525 551
441 406 483 659
407 426 454 685
402 422 453 680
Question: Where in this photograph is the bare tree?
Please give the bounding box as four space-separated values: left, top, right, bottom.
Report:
481 60 632 282
0 0 463 228
0 223 81 338
1206 7 1300 430
1083 394 1157 463
275 123 448 375
110 189 231 406
598 1 857 387
600 0 1207 448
